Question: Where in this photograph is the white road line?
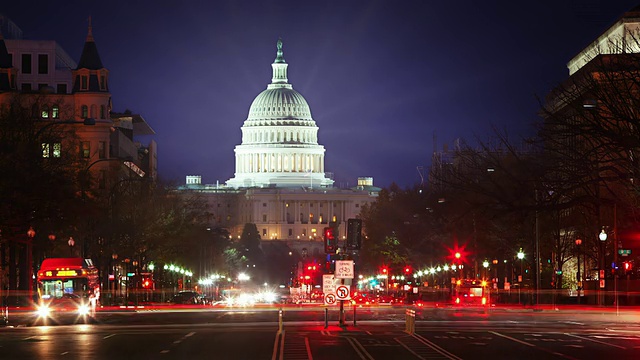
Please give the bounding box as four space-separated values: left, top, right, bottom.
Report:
305 337 314 360
394 337 426 360
271 331 281 360
185 331 195 337
103 334 116 339
278 330 286 360
489 331 535 347
60 352 69 356
565 333 627 350
412 333 464 360
160 350 170 354
346 337 375 360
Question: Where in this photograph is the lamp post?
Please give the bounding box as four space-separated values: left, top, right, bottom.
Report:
599 228 607 306
517 249 525 305
67 237 75 257
575 239 582 305
26 227 35 298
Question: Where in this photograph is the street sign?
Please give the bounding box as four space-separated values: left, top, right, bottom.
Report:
335 260 354 279
335 285 350 300
323 274 337 295
324 293 337 305
619 249 632 256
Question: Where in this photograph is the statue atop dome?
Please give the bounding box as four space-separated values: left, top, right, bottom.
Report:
275 38 285 63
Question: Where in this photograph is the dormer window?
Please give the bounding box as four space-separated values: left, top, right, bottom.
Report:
100 75 106 90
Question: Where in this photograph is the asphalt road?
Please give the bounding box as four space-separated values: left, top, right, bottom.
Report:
2 305 640 359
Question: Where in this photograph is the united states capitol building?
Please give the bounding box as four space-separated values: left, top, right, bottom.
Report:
181 40 379 251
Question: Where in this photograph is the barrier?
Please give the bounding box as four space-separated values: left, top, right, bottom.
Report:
405 308 415 334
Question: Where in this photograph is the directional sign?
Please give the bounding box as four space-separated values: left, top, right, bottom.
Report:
335 260 354 279
619 249 632 256
336 285 351 300
324 293 337 305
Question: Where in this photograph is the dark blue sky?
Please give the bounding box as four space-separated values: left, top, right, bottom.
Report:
4 1 638 188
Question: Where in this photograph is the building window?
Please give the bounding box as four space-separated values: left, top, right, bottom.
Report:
80 141 90 158
98 141 106 159
41 106 49 118
100 105 105 119
81 76 88 90
288 229 293 236
262 214 267 222
56 84 67 94
52 106 59 119
21 83 31 92
355 204 360 208
263 203 267 207
21 54 31 74
332 215 337 223
262 229 267 236
100 75 105 89
81 105 88 118
38 83 48 91
42 142 61 158
38 54 48 74
217 204 220 208
53 143 61 158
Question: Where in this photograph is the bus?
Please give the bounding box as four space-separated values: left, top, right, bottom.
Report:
35 257 100 323
452 279 489 306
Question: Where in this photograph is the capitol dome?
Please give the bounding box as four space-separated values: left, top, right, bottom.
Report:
226 40 334 189
246 87 314 125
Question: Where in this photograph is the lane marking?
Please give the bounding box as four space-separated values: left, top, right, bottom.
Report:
278 330 286 360
160 350 170 354
412 333 463 360
394 337 426 360
346 337 375 360
490 331 578 360
103 334 116 339
185 331 195 338
305 337 314 360
565 333 626 350
60 352 69 356
270 331 281 360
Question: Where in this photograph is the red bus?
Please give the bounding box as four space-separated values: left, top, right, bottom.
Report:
35 257 100 323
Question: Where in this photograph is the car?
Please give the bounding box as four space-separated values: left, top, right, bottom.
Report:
350 293 376 306
169 291 205 305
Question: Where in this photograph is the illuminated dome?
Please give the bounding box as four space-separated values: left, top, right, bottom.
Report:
226 39 334 189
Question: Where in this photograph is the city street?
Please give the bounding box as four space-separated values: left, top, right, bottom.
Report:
1 305 640 359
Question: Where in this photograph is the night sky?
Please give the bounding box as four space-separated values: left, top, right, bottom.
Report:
3 1 639 189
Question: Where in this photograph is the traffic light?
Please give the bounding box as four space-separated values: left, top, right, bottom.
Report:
404 266 412 274
323 227 337 253
346 218 362 250
141 277 153 289
381 266 388 275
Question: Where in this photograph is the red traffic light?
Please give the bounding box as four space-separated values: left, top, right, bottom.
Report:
404 266 411 273
381 267 388 274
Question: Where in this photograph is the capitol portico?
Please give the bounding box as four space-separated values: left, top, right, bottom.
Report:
182 40 379 252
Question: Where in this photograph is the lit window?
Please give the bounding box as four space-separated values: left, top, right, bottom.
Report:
52 106 59 119
42 143 50 158
81 141 90 158
53 143 61 158
41 106 49 118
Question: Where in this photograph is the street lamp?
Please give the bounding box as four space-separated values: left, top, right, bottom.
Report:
599 228 607 306
67 237 75 256
517 249 525 305
575 239 582 305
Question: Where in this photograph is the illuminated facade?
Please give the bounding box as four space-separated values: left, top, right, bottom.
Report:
184 41 379 251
